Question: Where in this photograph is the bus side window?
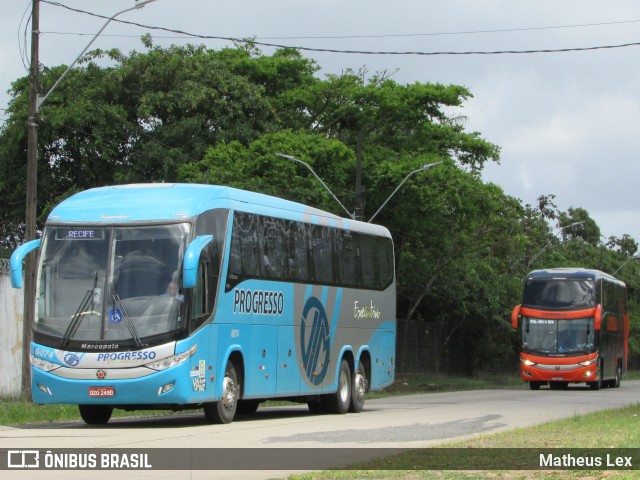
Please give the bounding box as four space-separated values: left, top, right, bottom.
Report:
311 225 333 284
290 221 310 283
191 242 219 331
263 220 285 280
377 237 394 289
360 235 379 289
337 231 357 287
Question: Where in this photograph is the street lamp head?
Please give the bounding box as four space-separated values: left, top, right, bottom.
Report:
367 160 442 223
135 0 158 7
422 161 443 171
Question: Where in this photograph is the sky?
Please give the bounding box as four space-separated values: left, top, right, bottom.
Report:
1 0 640 244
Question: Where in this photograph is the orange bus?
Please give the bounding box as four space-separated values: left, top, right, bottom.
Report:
512 268 629 390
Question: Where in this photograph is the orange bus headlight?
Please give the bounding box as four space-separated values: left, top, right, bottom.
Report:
521 358 536 366
579 359 597 367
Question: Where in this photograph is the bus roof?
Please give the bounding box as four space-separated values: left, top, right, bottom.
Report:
46 183 391 237
526 268 625 287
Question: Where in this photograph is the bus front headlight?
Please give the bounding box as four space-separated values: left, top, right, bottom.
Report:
31 355 61 372
145 345 197 371
521 359 536 366
579 358 597 367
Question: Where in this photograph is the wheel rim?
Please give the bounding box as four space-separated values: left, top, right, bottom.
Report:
353 371 367 404
221 375 236 412
338 370 350 404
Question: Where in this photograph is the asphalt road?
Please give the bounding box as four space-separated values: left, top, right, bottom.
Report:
2 381 640 479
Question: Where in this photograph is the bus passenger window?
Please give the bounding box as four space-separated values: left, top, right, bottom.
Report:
311 226 333 284
290 222 309 282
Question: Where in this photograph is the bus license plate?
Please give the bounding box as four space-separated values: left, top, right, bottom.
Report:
88 386 115 397
551 377 564 381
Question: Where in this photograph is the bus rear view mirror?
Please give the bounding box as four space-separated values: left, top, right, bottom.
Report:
182 235 213 289
10 239 41 289
594 304 602 331
511 304 521 329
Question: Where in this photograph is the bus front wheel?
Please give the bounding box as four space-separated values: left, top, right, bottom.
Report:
78 404 113 425
589 361 604 390
204 362 239 424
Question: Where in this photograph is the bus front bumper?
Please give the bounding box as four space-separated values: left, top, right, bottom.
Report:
31 362 216 406
520 359 597 383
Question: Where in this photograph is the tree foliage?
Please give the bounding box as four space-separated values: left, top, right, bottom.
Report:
1 42 638 373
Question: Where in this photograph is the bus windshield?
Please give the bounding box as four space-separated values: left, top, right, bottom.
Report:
522 317 595 355
35 224 191 346
523 279 595 309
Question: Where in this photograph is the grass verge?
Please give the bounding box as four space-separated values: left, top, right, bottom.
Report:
284 402 640 480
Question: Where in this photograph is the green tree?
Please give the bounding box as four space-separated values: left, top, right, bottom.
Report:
177 129 355 214
0 44 318 246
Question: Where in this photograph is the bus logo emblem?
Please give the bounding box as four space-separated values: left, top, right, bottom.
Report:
64 353 80 367
300 296 330 385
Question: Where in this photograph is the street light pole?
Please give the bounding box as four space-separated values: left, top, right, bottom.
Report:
527 221 585 268
21 0 157 400
613 254 640 276
36 0 157 112
367 161 442 223
276 154 354 219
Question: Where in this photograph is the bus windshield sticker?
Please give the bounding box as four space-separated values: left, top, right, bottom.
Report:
55 229 104 240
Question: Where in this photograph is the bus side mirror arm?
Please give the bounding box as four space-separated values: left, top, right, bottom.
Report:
10 239 42 289
182 235 214 289
511 305 521 329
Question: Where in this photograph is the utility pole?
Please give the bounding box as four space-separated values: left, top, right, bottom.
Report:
23 0 40 400
19 0 157 401
354 132 364 221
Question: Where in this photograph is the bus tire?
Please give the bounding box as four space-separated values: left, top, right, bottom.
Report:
78 404 113 425
349 363 367 413
529 382 541 390
323 359 351 414
613 361 622 388
204 361 239 424
589 361 604 390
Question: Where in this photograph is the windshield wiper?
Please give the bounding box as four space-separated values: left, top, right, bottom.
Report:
61 271 99 348
112 294 143 349
60 289 94 349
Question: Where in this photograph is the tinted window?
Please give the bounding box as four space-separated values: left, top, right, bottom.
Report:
226 212 394 291
523 279 595 309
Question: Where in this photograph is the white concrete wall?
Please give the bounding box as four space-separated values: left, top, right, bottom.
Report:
0 268 24 399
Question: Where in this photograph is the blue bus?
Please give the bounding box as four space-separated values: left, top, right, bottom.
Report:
11 184 396 424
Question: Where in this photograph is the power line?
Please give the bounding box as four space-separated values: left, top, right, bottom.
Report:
18 0 32 72
40 17 640 41
42 0 640 57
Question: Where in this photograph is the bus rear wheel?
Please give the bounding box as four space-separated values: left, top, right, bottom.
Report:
323 359 351 414
349 363 367 413
204 361 239 424
78 404 113 425
610 362 622 388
